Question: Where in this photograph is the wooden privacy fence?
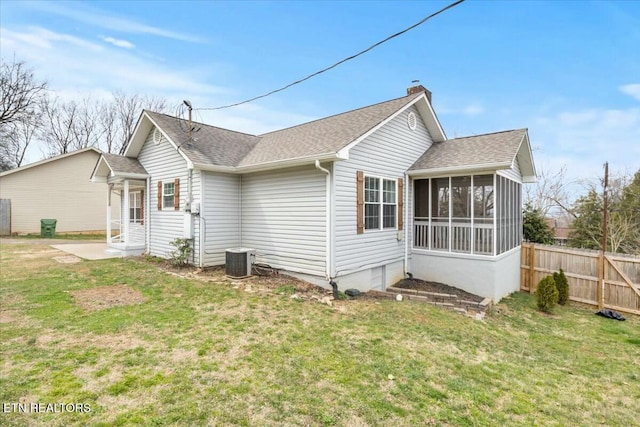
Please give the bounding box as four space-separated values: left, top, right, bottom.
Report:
521 243 640 316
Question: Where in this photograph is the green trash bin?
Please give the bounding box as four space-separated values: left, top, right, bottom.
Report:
40 219 57 238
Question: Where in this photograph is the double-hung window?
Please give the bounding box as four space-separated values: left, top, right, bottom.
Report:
157 179 180 211
129 191 142 223
163 182 175 209
364 176 397 230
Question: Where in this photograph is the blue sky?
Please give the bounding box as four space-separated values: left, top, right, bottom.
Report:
1 0 639 185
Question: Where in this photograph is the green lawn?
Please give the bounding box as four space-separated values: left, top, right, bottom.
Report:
1 242 639 426
13 233 107 241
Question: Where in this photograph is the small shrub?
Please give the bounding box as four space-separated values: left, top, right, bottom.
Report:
169 238 192 267
553 269 569 305
536 275 559 313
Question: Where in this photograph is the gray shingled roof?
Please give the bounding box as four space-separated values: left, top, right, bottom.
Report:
145 111 259 167
240 93 423 166
144 92 423 168
409 129 527 171
103 153 148 175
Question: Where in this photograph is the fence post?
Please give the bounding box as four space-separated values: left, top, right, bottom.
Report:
528 244 535 293
597 252 604 309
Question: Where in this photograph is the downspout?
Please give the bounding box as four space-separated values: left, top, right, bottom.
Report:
187 167 194 265
315 160 332 280
145 178 150 254
198 173 204 268
404 172 409 276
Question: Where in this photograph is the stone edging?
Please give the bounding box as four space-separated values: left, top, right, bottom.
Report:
369 286 492 315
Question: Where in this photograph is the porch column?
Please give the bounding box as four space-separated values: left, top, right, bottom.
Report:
123 179 130 245
106 184 112 244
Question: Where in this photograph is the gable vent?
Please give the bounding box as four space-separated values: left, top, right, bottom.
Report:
407 112 417 130
153 128 162 145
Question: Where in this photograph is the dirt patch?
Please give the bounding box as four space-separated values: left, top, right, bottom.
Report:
0 311 16 323
393 278 484 303
71 284 147 312
170 264 324 294
53 255 82 264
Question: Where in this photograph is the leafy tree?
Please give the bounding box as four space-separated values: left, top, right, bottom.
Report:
536 275 559 313
523 203 553 244
568 189 602 250
569 169 640 254
553 269 569 305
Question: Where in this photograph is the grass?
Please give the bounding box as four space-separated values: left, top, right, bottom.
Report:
1 241 639 426
13 233 106 241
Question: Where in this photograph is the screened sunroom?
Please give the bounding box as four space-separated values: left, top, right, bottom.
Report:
406 129 536 301
413 173 522 256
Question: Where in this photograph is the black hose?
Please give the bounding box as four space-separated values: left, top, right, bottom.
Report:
329 280 339 299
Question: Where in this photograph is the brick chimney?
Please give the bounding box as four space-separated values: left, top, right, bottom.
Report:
406 83 432 104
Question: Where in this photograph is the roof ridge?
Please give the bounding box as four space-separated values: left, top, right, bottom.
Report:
0 146 102 177
144 110 259 138
257 92 422 137
445 128 527 142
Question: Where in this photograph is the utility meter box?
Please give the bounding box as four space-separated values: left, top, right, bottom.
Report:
183 214 194 239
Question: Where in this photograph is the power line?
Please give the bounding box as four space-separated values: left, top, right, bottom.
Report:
197 0 466 111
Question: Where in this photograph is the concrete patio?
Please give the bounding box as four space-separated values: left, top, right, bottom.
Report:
50 243 120 260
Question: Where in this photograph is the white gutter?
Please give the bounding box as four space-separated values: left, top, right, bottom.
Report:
199 175 204 268
112 173 150 180
407 162 512 177
193 153 344 175
404 172 409 277
315 160 332 280
146 177 150 254
191 163 236 173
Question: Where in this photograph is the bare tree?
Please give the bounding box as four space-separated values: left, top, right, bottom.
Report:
71 97 103 150
112 91 166 154
40 96 105 156
99 101 119 154
40 96 79 156
608 211 639 254
1 57 169 163
0 58 47 170
0 110 40 169
524 165 574 217
0 58 47 126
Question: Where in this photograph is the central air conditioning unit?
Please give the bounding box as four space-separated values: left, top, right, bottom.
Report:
225 248 254 278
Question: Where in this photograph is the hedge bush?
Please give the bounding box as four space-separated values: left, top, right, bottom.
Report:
553 269 569 305
536 275 559 313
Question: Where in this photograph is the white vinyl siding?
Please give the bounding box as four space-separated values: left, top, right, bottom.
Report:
241 166 326 277
334 106 433 276
191 169 201 266
201 172 241 266
497 158 522 183
0 149 120 233
138 127 190 259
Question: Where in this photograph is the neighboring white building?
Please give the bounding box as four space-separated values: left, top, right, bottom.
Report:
91 85 536 301
0 148 119 234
